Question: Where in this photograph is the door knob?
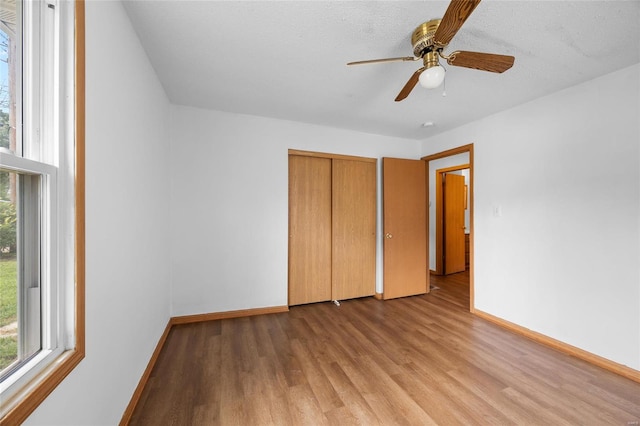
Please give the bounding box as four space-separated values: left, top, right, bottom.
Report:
385 233 393 239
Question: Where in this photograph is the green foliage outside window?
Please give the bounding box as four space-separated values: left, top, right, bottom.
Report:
0 201 16 255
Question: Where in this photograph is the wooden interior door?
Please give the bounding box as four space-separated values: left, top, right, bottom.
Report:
288 155 332 305
444 173 466 274
332 159 376 300
382 158 427 299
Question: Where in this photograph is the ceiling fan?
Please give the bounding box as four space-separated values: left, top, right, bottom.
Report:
347 0 515 102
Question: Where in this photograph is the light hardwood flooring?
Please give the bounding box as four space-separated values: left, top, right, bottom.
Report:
128 271 640 425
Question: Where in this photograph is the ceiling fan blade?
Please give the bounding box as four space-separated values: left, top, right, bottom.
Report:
446 51 515 73
395 67 425 102
433 0 482 47
347 56 418 66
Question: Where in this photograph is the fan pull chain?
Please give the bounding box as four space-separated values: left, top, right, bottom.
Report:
442 74 447 97
441 63 448 97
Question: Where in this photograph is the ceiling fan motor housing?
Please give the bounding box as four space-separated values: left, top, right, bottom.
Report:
411 19 442 57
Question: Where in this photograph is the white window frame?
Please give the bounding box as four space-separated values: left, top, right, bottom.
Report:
0 156 61 396
0 0 84 423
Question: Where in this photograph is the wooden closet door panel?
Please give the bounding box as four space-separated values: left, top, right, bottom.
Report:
332 159 376 300
288 155 332 305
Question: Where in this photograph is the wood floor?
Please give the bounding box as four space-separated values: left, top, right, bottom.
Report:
128 271 640 425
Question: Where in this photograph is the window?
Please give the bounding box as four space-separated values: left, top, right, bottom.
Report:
0 0 84 423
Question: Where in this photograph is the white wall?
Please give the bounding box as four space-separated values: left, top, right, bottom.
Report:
169 106 421 315
420 64 640 370
25 1 172 424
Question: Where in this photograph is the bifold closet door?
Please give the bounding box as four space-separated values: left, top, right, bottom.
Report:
331 159 376 300
288 155 332 305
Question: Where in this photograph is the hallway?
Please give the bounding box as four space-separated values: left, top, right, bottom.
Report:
429 269 470 309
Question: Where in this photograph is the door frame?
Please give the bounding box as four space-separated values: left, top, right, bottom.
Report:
422 144 475 312
435 164 470 275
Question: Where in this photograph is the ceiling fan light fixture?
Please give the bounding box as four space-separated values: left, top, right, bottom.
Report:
348 0 515 102
419 65 446 89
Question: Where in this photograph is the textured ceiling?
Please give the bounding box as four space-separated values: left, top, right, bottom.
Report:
122 1 640 140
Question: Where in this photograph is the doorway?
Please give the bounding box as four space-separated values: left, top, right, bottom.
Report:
422 144 474 311
435 165 470 275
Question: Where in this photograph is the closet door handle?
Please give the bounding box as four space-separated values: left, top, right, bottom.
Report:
385 233 393 239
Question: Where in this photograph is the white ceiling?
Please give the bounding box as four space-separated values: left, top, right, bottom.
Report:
122 0 640 140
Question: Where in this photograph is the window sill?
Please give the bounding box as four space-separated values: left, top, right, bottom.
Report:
1 347 85 424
